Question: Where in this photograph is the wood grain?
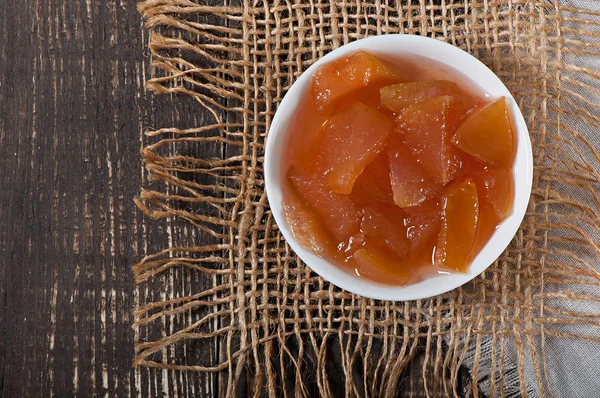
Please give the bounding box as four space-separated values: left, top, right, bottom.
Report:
0 0 475 396
0 1 219 396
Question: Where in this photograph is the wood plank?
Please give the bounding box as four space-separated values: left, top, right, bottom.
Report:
0 1 219 396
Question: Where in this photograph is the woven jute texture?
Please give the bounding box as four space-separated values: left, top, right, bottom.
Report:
134 0 600 396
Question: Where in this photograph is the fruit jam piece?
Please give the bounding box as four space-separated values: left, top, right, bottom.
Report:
452 97 516 168
353 241 414 285
282 51 516 286
288 168 360 242
395 95 463 185
388 137 439 207
404 199 442 253
315 102 392 194
350 152 394 206
360 206 409 257
380 80 460 113
283 191 332 257
471 168 514 252
435 178 479 272
312 51 404 113
475 168 513 222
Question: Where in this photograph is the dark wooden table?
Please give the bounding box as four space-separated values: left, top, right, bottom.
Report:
0 1 474 396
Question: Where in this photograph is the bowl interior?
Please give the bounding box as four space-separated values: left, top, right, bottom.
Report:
264 34 533 301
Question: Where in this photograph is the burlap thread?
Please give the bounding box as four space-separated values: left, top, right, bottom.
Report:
134 0 600 396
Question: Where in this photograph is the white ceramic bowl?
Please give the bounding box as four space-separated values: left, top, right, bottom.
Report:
264 35 533 301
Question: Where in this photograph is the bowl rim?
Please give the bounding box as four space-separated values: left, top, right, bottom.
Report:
264 34 533 301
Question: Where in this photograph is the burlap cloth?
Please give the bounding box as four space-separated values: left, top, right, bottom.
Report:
134 0 600 396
